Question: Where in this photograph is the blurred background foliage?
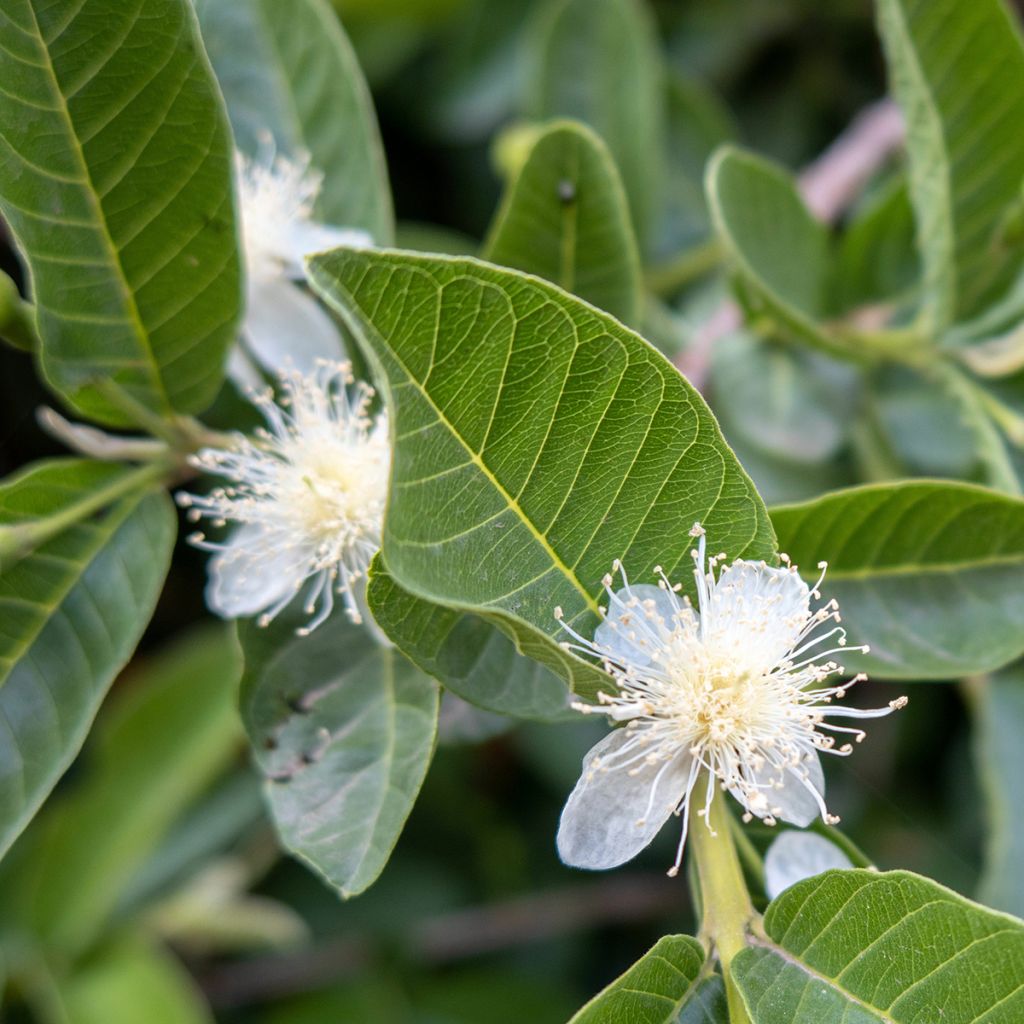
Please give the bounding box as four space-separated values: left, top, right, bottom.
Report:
0 0 1005 1020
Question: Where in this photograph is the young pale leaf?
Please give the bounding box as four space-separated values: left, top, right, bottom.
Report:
0 0 241 427
877 0 1024 330
974 667 1024 919
239 609 439 898
733 869 1024 1023
195 0 393 242
368 557 572 721
0 626 241 954
771 481 1024 679
0 459 175 858
307 249 774 702
484 120 642 327
706 147 844 359
528 0 663 244
568 935 724 1024
57 938 213 1024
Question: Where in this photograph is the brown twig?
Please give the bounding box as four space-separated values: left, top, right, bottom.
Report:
197 872 681 1009
674 98 905 389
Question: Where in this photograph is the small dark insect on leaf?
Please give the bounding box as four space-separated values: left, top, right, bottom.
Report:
558 179 576 204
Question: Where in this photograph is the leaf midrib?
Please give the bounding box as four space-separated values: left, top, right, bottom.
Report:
23 0 171 412
798 550 1024 582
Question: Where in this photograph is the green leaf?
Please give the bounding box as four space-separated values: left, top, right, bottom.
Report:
196 0 393 242
483 120 642 327
528 0 663 244
307 249 774 702
239 610 439 898
706 146 844 358
57 938 213 1024
0 459 176 858
876 0 1024 330
568 935 724 1024
974 666 1024 919
0 0 242 426
830 176 919 315
0 625 241 953
733 869 1024 1023
710 331 857 465
771 480 1024 679
367 557 572 721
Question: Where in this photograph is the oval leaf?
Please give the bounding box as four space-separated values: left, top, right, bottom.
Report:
877 0 1024 329
307 248 774 701
239 610 439 898
771 481 1024 679
0 0 242 425
568 934 725 1024
733 869 1024 1023
484 120 642 327
196 0 393 242
0 459 176 857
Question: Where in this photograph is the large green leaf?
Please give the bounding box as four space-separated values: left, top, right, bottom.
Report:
876 0 1024 330
528 0 663 244
0 625 241 953
367 557 572 721
733 869 1024 1023
975 666 1024 919
0 459 176 858
483 120 642 327
771 481 1024 679
568 935 725 1024
308 249 774 701
195 0 393 242
0 0 241 426
706 146 845 358
239 609 439 898
57 938 213 1024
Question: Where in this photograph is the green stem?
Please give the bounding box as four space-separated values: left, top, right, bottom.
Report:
645 238 723 297
727 810 766 893
0 458 172 570
690 785 758 1024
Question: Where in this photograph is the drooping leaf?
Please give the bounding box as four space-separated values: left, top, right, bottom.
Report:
568 935 724 1024
528 0 664 244
195 0 393 241
483 120 642 327
733 869 1024 1023
239 608 439 898
771 480 1024 679
308 249 774 702
974 666 1024 919
367 557 572 721
0 625 241 953
876 0 1024 330
0 459 176 858
706 146 845 358
0 0 241 426
57 938 213 1024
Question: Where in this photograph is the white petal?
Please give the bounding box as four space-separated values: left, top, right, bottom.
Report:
557 727 693 870
764 830 853 900
284 222 373 273
243 277 345 376
705 562 810 668
595 583 693 667
205 524 307 619
225 344 266 394
729 752 824 828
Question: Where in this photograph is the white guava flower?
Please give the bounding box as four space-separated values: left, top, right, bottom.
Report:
231 144 372 384
763 830 854 900
554 524 907 877
178 362 389 634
